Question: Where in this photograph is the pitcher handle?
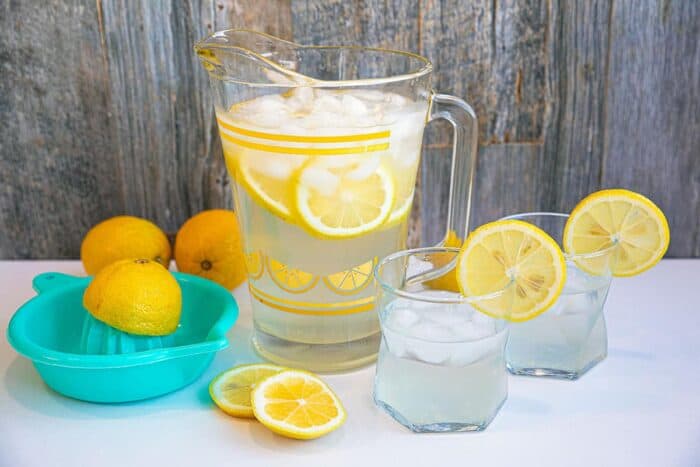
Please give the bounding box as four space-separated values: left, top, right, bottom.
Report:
427 93 479 245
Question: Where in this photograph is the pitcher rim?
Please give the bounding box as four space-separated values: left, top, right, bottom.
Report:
194 29 433 87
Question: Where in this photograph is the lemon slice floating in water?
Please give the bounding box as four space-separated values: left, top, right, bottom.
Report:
563 189 670 277
295 160 395 239
456 220 566 322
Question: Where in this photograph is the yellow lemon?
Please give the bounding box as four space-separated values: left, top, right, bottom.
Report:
456 220 566 322
209 364 286 418
83 259 182 336
563 189 670 277
174 210 247 290
425 230 463 293
251 369 346 440
81 216 171 275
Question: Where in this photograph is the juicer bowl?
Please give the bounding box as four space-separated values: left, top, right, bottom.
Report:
7 271 238 403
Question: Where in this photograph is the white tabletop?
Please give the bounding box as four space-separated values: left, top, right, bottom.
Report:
1 260 699 467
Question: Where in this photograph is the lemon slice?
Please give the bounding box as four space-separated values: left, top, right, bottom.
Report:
563 189 670 277
251 370 346 440
425 230 463 293
267 257 319 294
295 161 395 238
323 257 376 295
456 220 566 322
235 154 301 221
209 364 286 418
386 187 415 226
244 251 264 280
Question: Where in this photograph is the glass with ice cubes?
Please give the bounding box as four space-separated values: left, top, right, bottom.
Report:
502 213 616 379
373 247 509 432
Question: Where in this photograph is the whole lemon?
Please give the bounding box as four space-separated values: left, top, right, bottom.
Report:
81 216 171 275
83 259 182 336
175 210 246 290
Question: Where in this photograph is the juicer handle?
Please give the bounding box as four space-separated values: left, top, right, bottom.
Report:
427 93 479 244
32 272 82 294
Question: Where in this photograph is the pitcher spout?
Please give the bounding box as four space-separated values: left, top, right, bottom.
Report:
194 29 312 85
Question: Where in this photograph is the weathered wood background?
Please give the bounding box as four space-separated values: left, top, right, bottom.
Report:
1 0 698 258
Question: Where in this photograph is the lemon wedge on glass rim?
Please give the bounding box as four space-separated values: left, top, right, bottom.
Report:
563 189 670 277
455 220 567 322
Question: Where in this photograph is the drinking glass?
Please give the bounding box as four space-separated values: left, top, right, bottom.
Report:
373 247 508 432
503 213 616 379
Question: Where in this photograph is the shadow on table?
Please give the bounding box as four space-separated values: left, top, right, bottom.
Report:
3 323 264 420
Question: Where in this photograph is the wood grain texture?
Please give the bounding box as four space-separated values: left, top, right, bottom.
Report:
0 0 122 258
601 0 700 257
1 0 699 258
537 0 612 213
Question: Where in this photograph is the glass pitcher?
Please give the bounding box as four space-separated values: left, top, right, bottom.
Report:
195 30 478 372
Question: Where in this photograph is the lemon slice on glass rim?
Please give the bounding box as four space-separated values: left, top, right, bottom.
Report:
563 189 670 277
455 220 567 322
294 159 395 239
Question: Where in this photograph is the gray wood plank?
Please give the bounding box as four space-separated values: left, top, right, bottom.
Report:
0 0 123 258
420 0 548 145
537 0 612 214
601 0 700 257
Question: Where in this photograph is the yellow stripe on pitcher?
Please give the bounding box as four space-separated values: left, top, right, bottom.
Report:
217 118 390 143
249 284 375 316
220 132 389 156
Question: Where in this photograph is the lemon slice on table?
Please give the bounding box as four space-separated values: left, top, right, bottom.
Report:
294 160 395 239
456 220 566 322
209 364 286 418
563 189 670 277
251 370 346 440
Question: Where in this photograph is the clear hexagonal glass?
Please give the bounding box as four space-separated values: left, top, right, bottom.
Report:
503 213 616 380
373 247 508 432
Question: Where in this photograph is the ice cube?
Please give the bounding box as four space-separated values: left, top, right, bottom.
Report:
346 156 380 181
342 94 369 117
386 306 420 330
313 94 344 114
382 326 410 358
299 166 339 196
426 307 472 327
470 309 497 336
251 94 289 115
449 332 503 366
407 339 451 365
286 87 315 113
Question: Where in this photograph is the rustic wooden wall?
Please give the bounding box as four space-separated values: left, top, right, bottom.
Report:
1 0 698 258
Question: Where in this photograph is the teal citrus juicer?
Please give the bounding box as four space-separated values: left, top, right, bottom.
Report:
7 271 238 403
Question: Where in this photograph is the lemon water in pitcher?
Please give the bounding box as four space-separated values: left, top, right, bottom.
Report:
196 30 479 371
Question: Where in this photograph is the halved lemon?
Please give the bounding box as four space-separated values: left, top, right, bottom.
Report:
209 364 286 418
563 189 670 277
456 220 566 322
251 370 346 440
294 161 395 238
